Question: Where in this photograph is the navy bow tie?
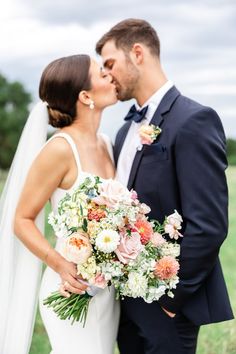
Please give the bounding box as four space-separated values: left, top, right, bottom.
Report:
124 105 149 123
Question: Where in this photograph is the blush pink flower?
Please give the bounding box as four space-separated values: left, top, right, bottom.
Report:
139 124 162 145
115 232 143 264
134 219 153 245
164 210 183 240
93 179 131 208
130 190 138 200
93 273 107 289
150 232 166 247
154 256 180 280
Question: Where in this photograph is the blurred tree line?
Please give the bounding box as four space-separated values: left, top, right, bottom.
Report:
0 73 31 169
0 72 236 170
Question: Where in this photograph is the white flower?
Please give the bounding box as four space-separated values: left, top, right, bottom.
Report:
106 213 126 228
95 230 120 253
82 174 96 188
161 243 180 257
101 261 124 280
145 285 166 303
168 276 179 289
127 273 148 298
48 212 55 226
77 256 99 281
68 215 79 229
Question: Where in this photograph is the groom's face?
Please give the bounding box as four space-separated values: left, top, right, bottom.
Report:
101 40 139 101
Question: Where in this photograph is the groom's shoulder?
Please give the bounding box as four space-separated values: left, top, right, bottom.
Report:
174 93 221 125
176 93 210 115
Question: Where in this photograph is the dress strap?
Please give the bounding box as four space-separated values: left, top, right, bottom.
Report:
46 132 82 171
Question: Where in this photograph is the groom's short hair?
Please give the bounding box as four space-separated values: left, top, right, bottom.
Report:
96 18 160 58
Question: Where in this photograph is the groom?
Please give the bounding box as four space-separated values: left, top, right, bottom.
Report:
96 19 234 354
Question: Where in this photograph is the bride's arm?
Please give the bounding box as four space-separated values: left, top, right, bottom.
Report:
14 138 87 295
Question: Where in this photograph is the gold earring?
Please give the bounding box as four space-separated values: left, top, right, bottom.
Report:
89 100 95 110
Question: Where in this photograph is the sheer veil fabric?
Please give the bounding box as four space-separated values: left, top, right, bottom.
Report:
0 102 48 353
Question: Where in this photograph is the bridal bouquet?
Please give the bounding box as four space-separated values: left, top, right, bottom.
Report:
44 174 183 325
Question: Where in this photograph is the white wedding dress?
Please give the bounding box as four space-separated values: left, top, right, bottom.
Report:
39 132 120 354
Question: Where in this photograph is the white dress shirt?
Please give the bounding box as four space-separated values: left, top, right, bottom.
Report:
116 80 174 187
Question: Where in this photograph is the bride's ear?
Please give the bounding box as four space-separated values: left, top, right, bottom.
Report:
78 91 92 108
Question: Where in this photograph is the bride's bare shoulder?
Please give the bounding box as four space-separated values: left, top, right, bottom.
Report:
39 134 73 161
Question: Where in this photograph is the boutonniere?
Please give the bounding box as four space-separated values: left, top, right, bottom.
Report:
139 124 162 145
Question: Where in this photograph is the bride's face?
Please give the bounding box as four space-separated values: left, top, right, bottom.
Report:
88 59 118 109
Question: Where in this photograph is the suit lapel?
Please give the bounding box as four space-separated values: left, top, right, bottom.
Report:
114 121 131 166
127 86 180 190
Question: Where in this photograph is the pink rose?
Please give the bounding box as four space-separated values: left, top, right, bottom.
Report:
115 232 143 264
92 273 107 289
93 179 131 208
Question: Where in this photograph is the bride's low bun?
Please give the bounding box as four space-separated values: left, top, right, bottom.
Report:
47 106 74 128
39 54 91 128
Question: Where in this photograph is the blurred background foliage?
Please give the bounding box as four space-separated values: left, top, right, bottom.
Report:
0 73 31 169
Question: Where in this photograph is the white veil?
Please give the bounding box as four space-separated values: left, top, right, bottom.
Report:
0 102 49 354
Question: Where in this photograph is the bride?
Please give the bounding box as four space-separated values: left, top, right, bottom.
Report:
0 54 120 354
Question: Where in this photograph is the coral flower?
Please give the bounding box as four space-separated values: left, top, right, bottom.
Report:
154 256 180 280
87 207 106 221
134 219 153 244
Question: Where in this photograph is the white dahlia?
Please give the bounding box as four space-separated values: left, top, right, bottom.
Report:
95 230 120 253
127 272 148 298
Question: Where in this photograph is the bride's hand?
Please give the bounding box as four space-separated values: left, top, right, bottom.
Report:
57 258 88 297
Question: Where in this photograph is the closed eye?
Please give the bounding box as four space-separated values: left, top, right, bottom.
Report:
104 60 114 70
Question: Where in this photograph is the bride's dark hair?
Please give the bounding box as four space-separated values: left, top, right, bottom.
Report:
39 55 91 128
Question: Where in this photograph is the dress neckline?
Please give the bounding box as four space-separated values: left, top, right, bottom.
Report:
47 132 113 192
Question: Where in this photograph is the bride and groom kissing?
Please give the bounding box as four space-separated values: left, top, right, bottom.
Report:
0 18 233 354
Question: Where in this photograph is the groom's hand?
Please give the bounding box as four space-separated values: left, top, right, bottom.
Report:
162 307 176 318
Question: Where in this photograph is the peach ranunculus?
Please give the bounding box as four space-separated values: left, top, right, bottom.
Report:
115 232 143 264
93 179 132 208
164 210 183 240
61 232 92 265
139 124 162 145
154 256 180 280
150 232 167 247
134 219 153 245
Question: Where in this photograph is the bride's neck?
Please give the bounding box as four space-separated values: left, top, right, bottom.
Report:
65 110 102 143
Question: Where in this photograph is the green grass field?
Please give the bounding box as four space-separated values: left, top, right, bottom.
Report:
1 168 235 354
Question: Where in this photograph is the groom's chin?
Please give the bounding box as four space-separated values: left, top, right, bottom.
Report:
118 94 132 102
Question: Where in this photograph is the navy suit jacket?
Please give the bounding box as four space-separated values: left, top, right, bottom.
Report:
114 86 234 326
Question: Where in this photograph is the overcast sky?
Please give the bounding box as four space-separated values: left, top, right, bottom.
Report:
1 0 235 139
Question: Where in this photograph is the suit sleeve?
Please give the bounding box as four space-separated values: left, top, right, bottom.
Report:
158 107 228 313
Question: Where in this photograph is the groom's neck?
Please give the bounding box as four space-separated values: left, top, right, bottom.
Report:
135 63 168 107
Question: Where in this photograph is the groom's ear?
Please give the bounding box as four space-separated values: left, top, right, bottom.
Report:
130 43 144 65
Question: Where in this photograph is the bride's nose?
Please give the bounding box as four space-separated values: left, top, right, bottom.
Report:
108 74 113 83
